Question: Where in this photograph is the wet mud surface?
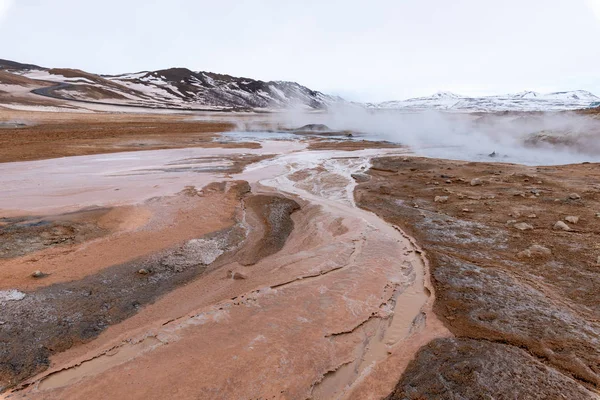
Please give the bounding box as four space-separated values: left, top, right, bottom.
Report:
355 156 600 398
0 182 300 392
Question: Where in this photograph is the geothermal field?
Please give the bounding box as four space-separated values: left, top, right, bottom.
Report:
1 60 600 400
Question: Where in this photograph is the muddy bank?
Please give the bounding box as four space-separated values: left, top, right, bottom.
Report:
0 182 300 392
355 156 600 397
307 139 404 152
0 208 112 259
0 118 257 163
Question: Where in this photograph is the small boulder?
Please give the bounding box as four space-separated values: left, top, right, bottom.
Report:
569 193 581 200
514 222 534 231
434 196 449 203
351 173 370 183
553 221 571 231
470 178 482 186
564 216 579 224
227 270 247 280
31 270 46 278
137 268 149 275
518 244 552 258
528 214 537 219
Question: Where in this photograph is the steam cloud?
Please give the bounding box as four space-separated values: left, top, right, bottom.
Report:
233 105 600 166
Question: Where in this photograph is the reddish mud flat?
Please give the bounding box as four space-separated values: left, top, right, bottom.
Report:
1 136 444 400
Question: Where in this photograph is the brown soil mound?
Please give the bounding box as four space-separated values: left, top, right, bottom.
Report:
355 156 600 397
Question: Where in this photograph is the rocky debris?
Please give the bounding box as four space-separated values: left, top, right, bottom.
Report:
553 220 572 231
513 222 534 231
434 196 448 203
517 244 552 258
470 178 482 186
227 270 247 280
565 216 580 224
355 156 600 397
386 338 597 400
569 193 581 200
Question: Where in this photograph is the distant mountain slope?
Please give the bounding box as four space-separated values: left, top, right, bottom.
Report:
106 68 343 109
368 91 600 112
1 58 598 112
0 59 44 71
2 61 343 111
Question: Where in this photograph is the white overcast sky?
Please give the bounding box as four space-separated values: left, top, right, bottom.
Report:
1 0 600 102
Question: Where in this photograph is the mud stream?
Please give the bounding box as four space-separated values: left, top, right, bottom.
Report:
4 144 441 399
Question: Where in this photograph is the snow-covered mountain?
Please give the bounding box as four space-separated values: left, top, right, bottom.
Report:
1 58 598 112
368 90 600 112
1 60 343 111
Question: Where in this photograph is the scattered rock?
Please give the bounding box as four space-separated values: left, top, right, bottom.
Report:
31 270 46 278
351 173 370 183
518 245 552 258
553 221 571 231
513 222 534 231
227 270 247 280
137 268 149 275
434 196 449 203
445 180 452 184
569 193 581 200
527 214 537 219
564 216 579 224
470 178 482 186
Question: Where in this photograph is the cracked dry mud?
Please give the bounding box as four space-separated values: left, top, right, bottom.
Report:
355 156 600 399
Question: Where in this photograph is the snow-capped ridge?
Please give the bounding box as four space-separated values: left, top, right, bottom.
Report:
369 90 600 112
